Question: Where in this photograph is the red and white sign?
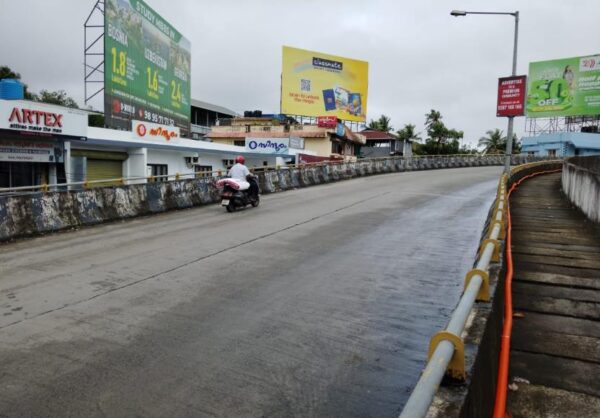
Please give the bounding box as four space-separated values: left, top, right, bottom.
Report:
497 75 527 117
0 99 88 139
317 115 338 128
132 120 180 142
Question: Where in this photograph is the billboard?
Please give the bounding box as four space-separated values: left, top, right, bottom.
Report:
104 0 191 135
281 46 369 122
526 54 600 118
497 75 527 117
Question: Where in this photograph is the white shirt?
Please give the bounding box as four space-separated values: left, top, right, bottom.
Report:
228 163 250 181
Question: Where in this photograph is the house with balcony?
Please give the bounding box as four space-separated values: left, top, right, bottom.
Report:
360 129 413 158
207 116 365 162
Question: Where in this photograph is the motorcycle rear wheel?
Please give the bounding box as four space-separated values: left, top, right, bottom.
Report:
226 202 235 212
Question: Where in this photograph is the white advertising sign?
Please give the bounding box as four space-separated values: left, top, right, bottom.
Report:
289 136 305 150
0 139 64 163
132 120 180 143
245 137 289 154
0 99 87 139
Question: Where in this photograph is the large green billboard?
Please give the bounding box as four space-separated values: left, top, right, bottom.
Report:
104 0 191 135
527 54 600 118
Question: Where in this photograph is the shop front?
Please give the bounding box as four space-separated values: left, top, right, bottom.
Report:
0 99 87 188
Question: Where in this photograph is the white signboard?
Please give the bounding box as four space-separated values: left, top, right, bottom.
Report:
132 120 180 143
289 136 305 150
0 99 87 139
245 137 289 154
0 139 64 163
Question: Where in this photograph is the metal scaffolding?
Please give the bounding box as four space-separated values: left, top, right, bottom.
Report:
526 115 600 135
84 0 105 106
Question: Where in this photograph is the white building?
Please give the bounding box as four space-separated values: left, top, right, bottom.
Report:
0 98 301 189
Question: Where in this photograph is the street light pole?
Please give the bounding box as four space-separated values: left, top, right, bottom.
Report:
450 10 520 173
504 11 519 173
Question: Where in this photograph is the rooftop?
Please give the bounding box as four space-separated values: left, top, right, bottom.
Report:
360 129 398 141
191 99 238 117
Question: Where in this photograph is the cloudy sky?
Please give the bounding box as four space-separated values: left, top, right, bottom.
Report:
1 0 599 146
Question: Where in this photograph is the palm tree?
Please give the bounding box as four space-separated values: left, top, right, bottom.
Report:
424 109 442 129
397 123 422 142
367 115 393 133
478 129 505 154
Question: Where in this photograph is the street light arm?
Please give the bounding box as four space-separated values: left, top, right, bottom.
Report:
448 8 521 173
452 11 517 16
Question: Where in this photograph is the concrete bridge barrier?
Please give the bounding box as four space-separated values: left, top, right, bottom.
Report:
562 156 600 223
0 155 554 242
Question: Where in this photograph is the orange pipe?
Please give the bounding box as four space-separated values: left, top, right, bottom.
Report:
492 168 561 418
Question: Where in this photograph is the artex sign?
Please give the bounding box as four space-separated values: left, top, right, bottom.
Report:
497 75 527 117
0 99 88 140
132 120 180 142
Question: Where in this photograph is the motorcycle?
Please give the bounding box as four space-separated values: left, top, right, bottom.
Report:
216 175 260 212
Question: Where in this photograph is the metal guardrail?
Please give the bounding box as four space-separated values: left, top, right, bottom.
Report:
0 155 556 196
398 160 562 418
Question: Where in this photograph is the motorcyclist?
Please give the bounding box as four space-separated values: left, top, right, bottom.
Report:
228 156 259 200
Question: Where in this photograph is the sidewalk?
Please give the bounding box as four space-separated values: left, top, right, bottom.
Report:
507 173 600 417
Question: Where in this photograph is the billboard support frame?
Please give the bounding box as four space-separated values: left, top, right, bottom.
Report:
525 116 600 135
84 0 105 107
286 114 365 132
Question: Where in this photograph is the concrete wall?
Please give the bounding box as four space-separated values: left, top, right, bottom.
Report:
304 137 332 157
147 149 198 177
562 156 600 223
0 155 546 242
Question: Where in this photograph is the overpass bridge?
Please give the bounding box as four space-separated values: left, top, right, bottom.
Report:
0 157 598 417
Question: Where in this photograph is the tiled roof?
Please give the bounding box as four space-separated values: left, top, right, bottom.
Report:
360 129 397 140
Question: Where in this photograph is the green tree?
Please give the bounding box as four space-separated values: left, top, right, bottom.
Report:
396 123 422 142
478 129 504 154
478 129 521 154
367 114 393 132
88 113 105 127
420 109 464 155
0 65 79 108
0 65 35 100
37 89 79 108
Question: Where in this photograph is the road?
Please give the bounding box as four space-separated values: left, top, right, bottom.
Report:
0 167 501 418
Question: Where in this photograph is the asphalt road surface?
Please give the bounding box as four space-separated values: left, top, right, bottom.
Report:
0 167 501 418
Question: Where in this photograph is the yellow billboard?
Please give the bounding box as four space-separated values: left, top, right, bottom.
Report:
281 46 369 122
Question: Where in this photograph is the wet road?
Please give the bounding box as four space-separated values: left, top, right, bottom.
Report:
0 167 501 417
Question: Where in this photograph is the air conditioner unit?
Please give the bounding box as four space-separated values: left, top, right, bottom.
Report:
184 156 200 167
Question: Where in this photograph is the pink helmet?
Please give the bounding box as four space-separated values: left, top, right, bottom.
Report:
235 155 245 164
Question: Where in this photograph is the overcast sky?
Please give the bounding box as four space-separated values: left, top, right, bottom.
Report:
1 0 599 146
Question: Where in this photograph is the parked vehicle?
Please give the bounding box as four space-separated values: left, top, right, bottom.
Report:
216 176 260 212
